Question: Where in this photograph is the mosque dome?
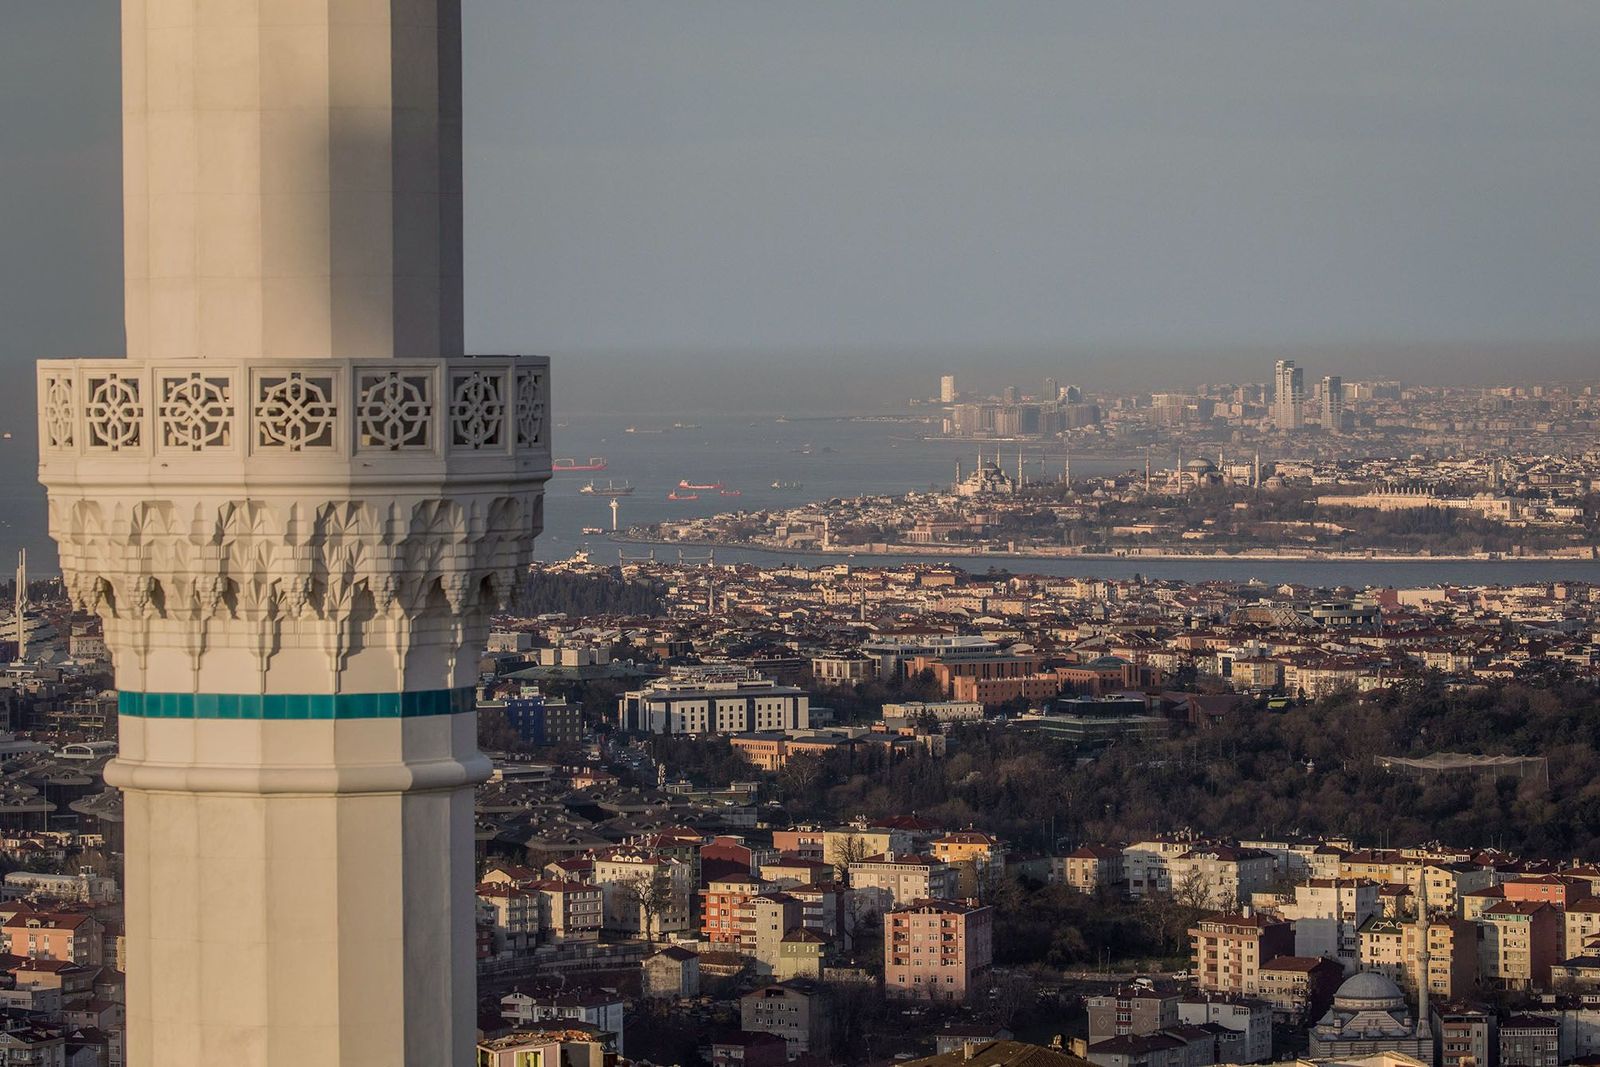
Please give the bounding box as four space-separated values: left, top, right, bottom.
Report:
1331 971 1406 1013
1184 457 1217 473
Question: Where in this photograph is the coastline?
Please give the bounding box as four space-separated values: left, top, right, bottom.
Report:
605 533 1597 565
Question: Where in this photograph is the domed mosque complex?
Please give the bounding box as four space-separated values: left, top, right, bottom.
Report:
1309 970 1435 1066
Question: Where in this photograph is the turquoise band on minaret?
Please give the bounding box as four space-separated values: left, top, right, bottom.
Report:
118 688 476 720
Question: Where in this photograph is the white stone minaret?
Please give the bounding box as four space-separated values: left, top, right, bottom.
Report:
36 4 549 1064
14 550 26 662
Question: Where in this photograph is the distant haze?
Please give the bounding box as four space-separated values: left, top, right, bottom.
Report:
3 2 1599 420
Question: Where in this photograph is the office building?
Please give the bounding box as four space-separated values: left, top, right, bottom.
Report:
1321 375 1344 433
1274 360 1305 430
940 375 958 403
617 674 810 735
35 5 550 1062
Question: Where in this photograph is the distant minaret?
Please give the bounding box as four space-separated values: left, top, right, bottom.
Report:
1017 452 1024 491
955 458 962 488
1416 919 1434 1042
12 550 23 668
1254 451 1262 488
610 498 620 532
1064 447 1071 487
1144 449 1152 492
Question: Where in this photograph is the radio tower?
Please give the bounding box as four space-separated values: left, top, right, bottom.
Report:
611 497 621 532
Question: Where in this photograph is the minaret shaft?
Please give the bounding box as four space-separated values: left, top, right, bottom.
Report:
37 5 549 1065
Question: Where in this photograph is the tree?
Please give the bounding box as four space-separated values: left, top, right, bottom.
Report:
829 832 870 885
616 866 683 943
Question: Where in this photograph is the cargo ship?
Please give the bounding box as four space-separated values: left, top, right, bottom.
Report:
771 480 804 490
666 490 700 501
719 488 743 497
553 457 608 472
579 480 634 496
678 479 723 491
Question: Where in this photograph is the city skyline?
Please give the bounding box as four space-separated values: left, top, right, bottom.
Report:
5 5 1600 1066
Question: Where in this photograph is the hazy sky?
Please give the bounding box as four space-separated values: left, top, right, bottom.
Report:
3 2 1599 416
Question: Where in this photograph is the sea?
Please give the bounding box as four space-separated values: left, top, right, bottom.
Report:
4 412 1598 590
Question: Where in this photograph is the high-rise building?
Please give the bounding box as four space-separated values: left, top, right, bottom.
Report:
1274 360 1305 430
940 375 957 403
35 4 549 1063
1321 375 1344 433
1043 377 1059 403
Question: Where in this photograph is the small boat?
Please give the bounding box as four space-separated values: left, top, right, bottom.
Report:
771 480 804 490
672 422 701 430
667 490 700 501
581 526 605 535
719 489 743 497
553 457 608 472
678 479 723 491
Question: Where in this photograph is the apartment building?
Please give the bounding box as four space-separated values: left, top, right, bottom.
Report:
1125 839 1197 900
1170 846 1276 910
742 894 805 975
1504 874 1591 910
741 980 832 1056
1189 914 1294 995
1177 994 1275 1064
477 883 538 956
848 853 959 913
1480 900 1561 990
532 880 604 943
1256 956 1343 1022
591 852 694 940
0 911 104 966
1431 1004 1494 1067
885 899 994 1001
1357 918 1477 1000
1422 862 1499 917
1565 898 1600 959
1058 845 1126 894
1087 986 1179 1043
1499 1014 1561 1067
932 831 1005 897
704 874 768 946
1279 879 1381 974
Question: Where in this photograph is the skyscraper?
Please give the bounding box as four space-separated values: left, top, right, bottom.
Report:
940 374 957 403
1274 359 1305 431
1321 375 1344 433
35 4 548 1063
1044 376 1060 403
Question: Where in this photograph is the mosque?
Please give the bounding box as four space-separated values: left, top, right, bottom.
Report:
1308 971 1436 1066
953 451 1022 497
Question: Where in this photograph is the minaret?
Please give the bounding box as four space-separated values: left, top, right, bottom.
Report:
36 5 549 1064
1254 451 1262 488
13 550 25 662
610 497 621 532
1416 919 1434 1044
1017 451 1024 491
1144 449 1152 492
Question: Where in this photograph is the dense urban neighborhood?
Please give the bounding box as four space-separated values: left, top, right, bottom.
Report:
7 555 1600 1064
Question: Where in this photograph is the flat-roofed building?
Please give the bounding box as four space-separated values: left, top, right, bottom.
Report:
885 899 993 1001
